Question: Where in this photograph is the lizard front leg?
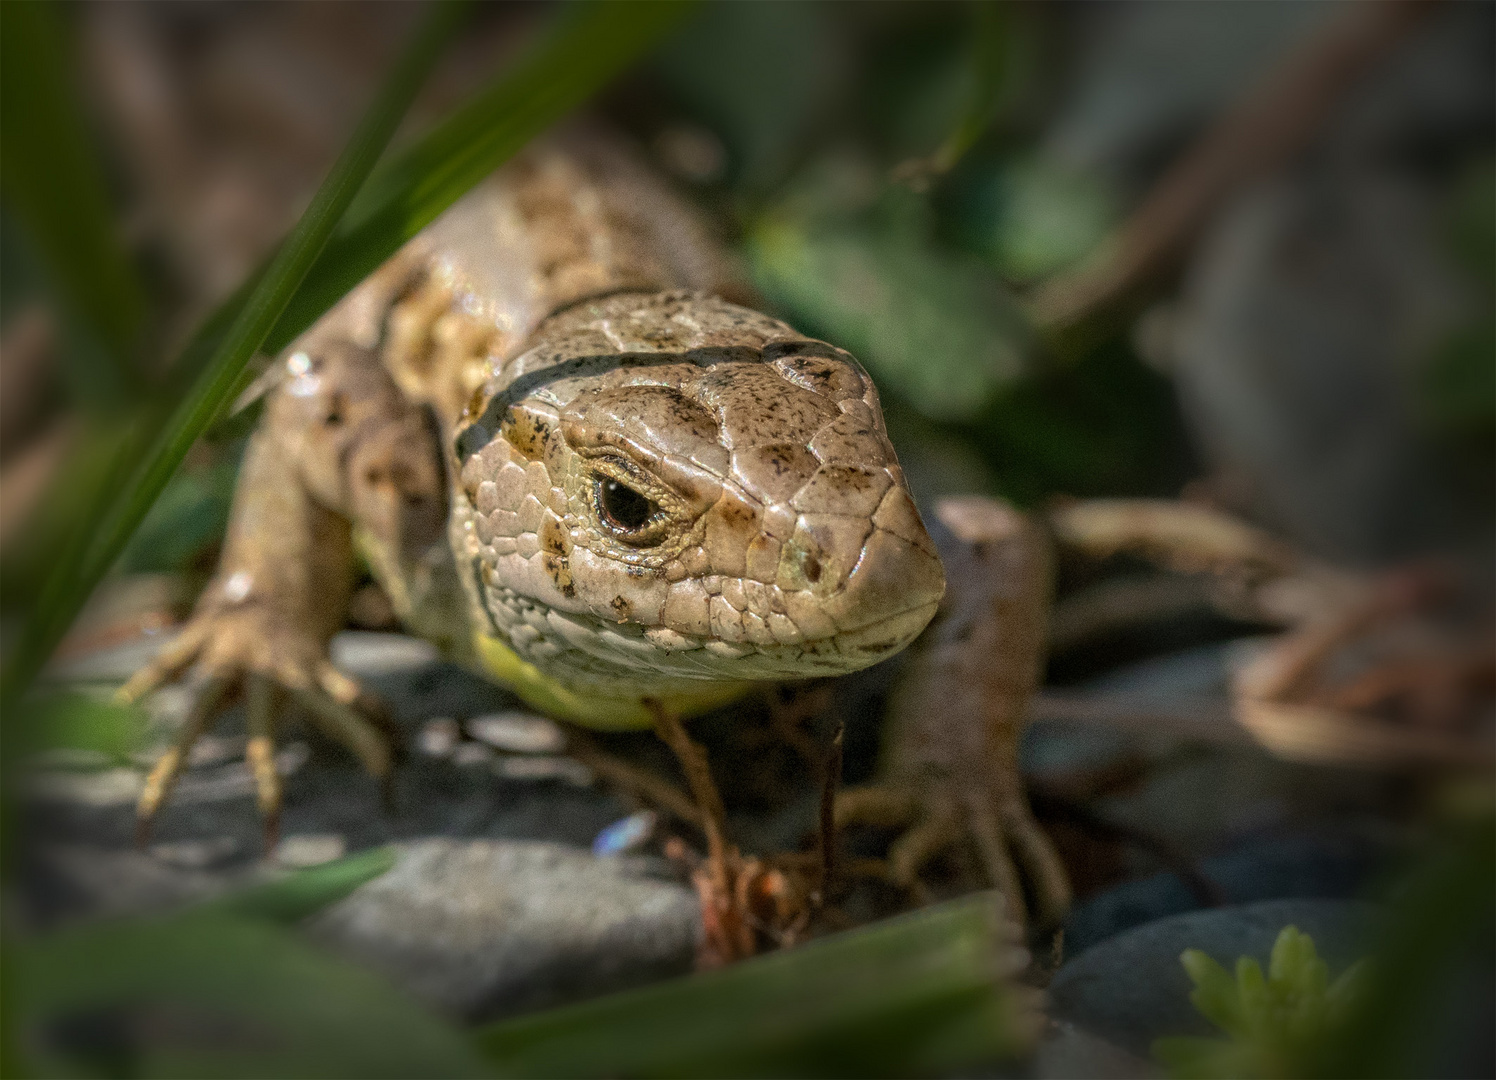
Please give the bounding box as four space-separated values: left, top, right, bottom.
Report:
122 340 447 847
837 496 1072 929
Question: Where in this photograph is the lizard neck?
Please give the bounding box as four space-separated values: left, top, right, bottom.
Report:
380 127 747 426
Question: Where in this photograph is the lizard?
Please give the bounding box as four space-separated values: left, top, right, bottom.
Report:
119 124 1070 942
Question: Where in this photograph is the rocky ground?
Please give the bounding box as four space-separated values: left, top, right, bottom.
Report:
21 626 1394 1071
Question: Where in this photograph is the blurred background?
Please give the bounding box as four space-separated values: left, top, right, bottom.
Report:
1 2 1491 1077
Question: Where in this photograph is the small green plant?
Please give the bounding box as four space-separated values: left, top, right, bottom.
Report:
1152 925 1370 1080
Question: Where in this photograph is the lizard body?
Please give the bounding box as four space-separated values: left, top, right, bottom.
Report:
125 126 1067 934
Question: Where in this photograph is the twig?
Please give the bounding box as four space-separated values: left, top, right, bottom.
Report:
1046 498 1295 576
816 722 844 901
1029 0 1432 339
563 728 704 828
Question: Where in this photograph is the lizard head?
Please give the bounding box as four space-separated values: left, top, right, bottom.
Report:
452 292 944 700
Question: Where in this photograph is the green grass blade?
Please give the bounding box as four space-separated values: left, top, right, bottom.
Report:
474 894 1040 1078
0 0 467 702
1 0 695 704
12 912 493 1078
157 0 696 412
0 0 147 383
204 846 398 924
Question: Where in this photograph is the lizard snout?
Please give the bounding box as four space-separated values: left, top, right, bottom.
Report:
791 486 945 662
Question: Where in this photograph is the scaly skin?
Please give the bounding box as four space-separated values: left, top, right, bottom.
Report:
451 288 945 727
124 125 1064 934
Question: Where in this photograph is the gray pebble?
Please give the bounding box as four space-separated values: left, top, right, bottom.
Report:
307 838 699 1021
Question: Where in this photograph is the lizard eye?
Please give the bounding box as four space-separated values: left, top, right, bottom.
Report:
596 477 660 535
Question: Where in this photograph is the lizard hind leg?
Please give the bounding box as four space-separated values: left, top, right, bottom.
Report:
835 496 1075 931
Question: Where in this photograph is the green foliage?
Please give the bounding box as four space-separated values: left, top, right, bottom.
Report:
8 691 146 763
5 849 478 1079
0 0 147 384
945 152 1117 284
475 893 1038 1078
750 177 1031 423
8 873 1034 1079
1152 927 1370 1080
204 847 399 926
11 913 491 1080
1422 156 1496 437
656 2 843 194
120 452 242 574
1324 810 1496 1080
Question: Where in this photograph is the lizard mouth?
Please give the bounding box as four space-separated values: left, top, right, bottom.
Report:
822 596 944 659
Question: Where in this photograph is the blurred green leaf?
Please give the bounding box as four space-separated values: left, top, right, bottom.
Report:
877 2 1010 181
750 181 1030 422
975 336 1192 505
9 691 146 763
0 0 467 703
1319 812 1495 1079
656 2 844 194
1423 323 1496 434
10 911 491 1080
1154 926 1372 1080
119 453 242 574
975 155 1116 284
204 846 398 926
1445 155 1495 285
0 0 147 383
475 893 1038 1078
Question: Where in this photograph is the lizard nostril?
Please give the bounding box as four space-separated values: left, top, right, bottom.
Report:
803 554 822 584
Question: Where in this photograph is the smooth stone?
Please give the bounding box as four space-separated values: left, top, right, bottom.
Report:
1049 898 1378 1057
330 631 442 675
466 712 566 754
274 833 348 868
1035 1020 1155 1080
1064 829 1386 956
308 839 699 1022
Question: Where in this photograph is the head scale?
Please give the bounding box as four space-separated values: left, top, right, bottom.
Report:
452 291 945 702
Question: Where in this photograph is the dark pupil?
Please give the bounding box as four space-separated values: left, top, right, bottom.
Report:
599 478 655 531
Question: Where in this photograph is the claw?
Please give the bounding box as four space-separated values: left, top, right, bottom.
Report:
887 796 959 888
319 660 406 767
246 674 282 853
965 793 1027 926
135 676 231 846
1005 804 1072 927
116 623 207 706
833 781 1072 929
290 683 391 781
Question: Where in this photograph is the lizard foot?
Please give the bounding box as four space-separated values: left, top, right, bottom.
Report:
835 778 1072 930
118 609 398 851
